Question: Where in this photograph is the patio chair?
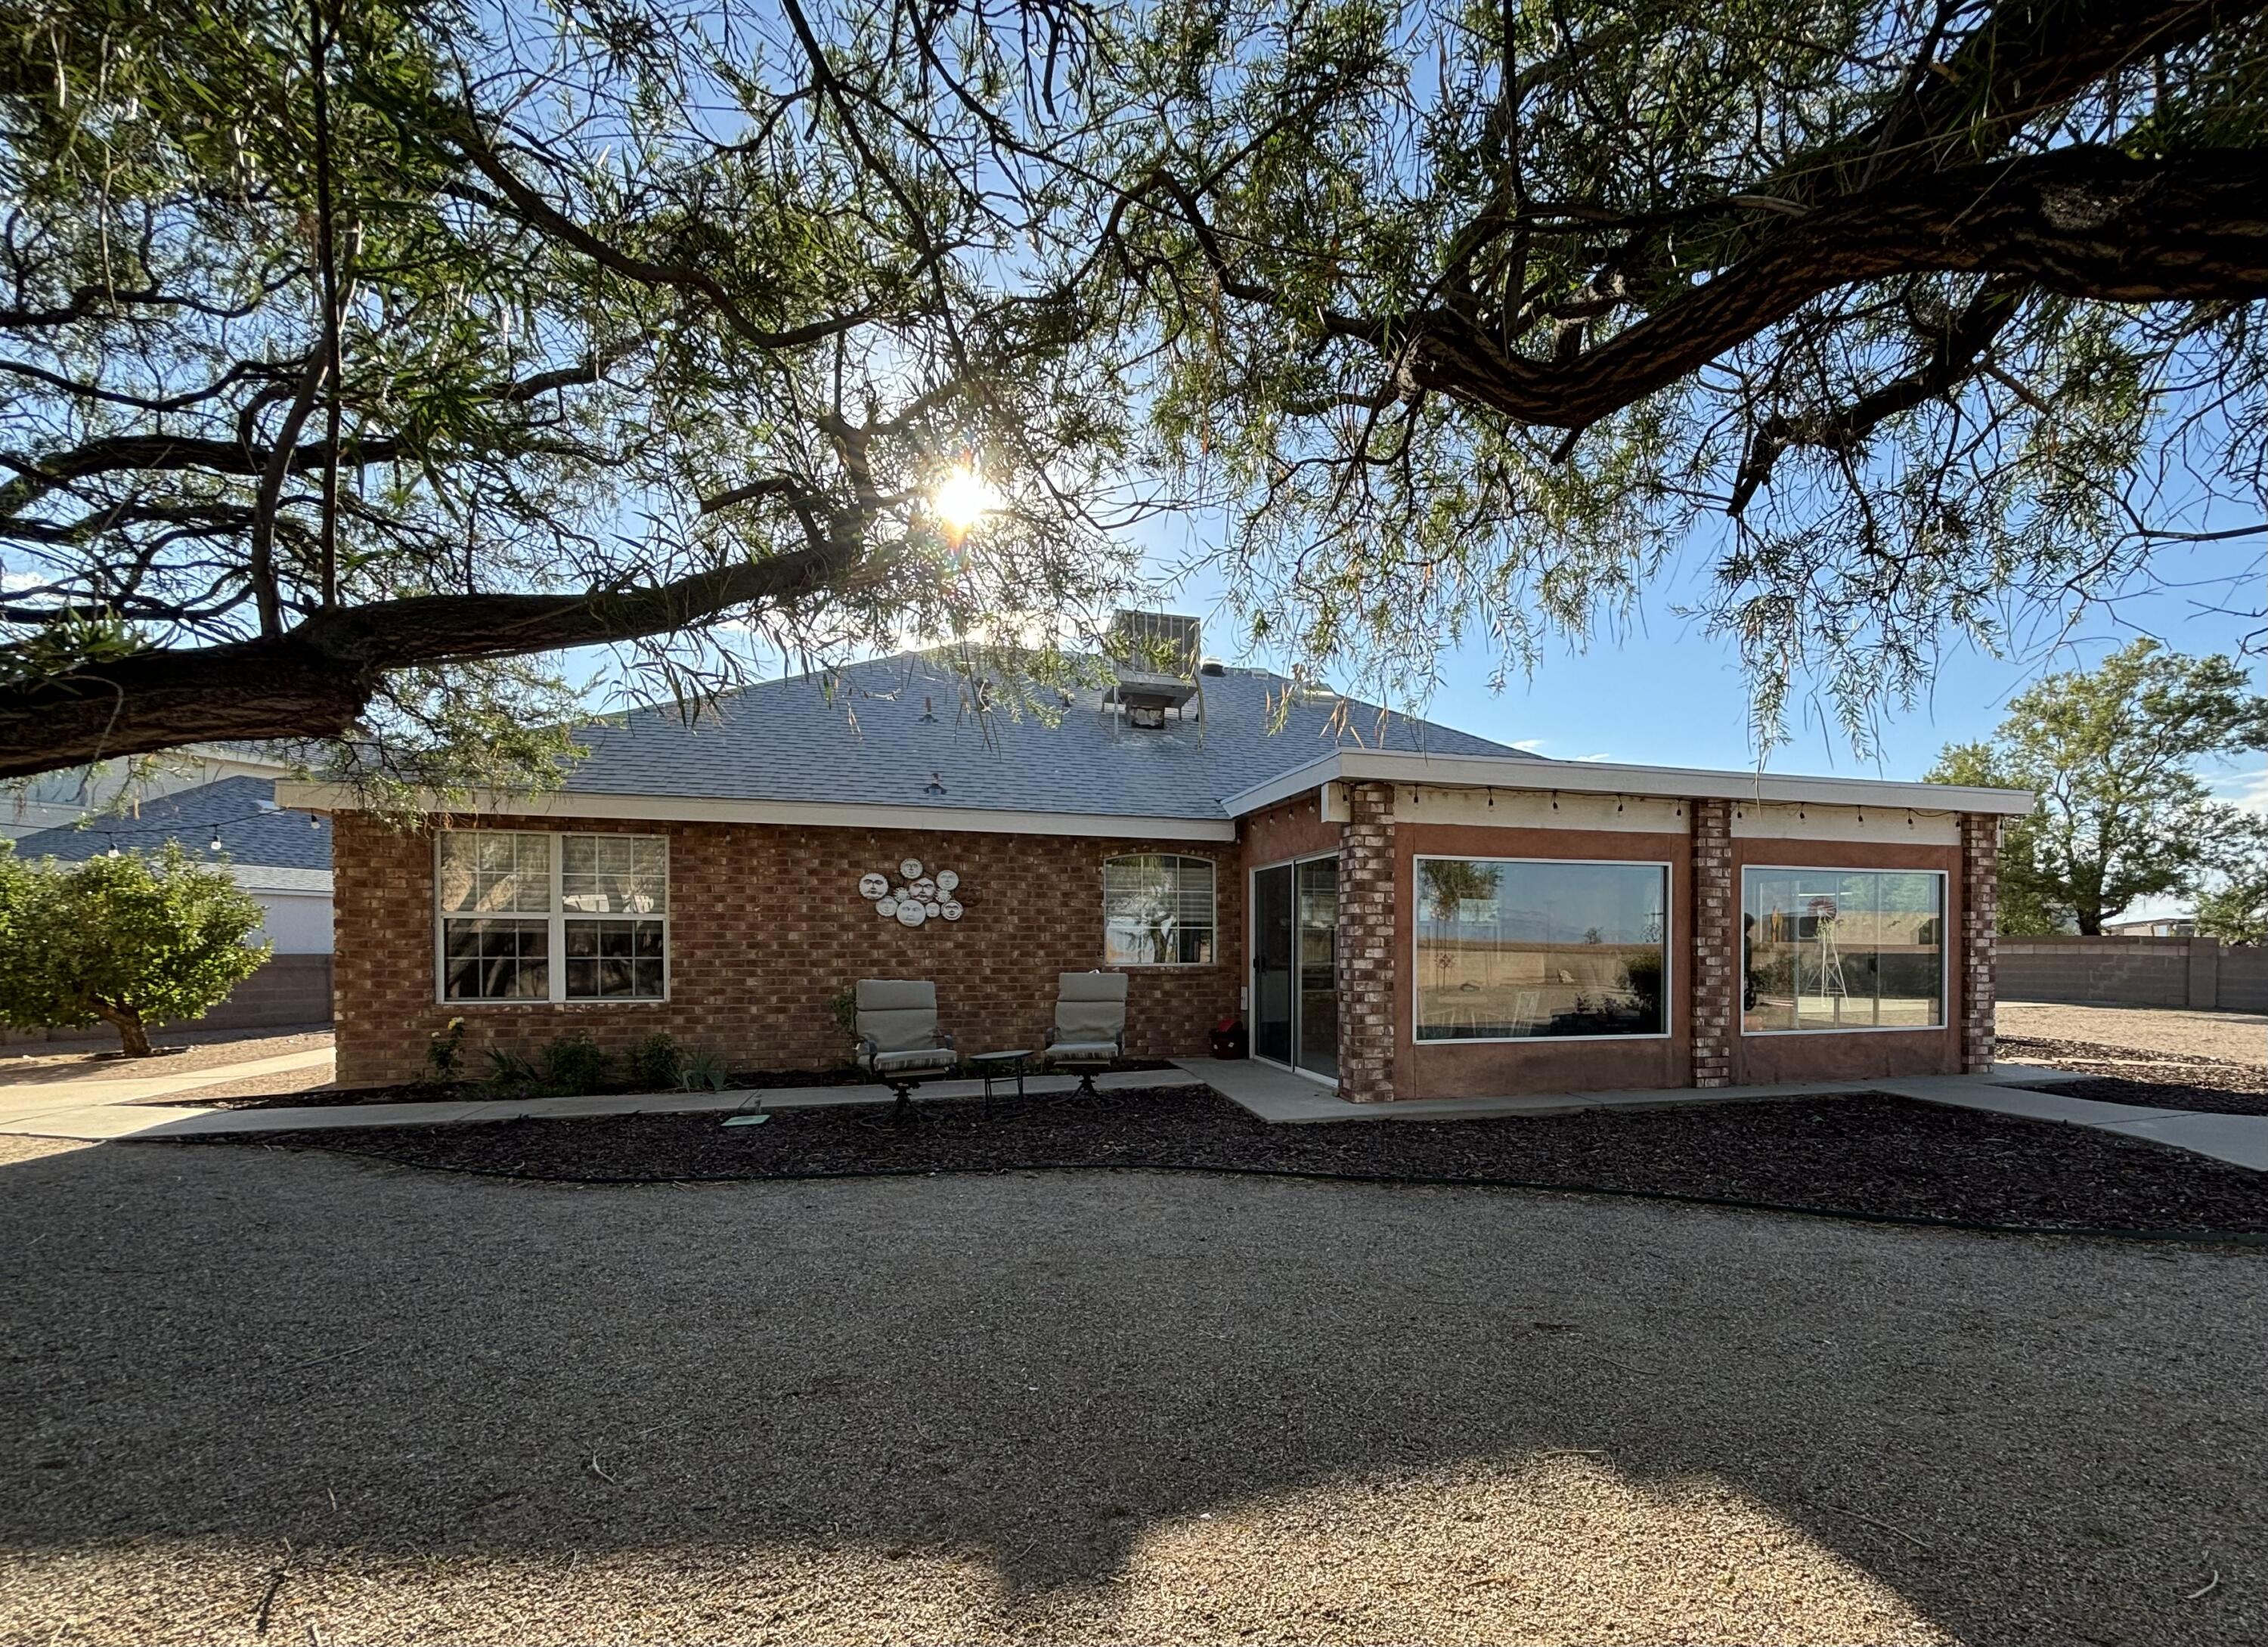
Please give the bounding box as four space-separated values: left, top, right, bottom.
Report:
854 979 958 1121
1036 971 1127 1098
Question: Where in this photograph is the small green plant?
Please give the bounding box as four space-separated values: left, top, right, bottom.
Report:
424 1017 468 1084
484 1047 541 1097
828 985 858 1050
541 1033 612 1095
680 1047 728 1091
624 1032 684 1091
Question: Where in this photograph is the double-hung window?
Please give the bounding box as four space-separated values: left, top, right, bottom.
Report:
437 831 669 1002
1102 854 1216 965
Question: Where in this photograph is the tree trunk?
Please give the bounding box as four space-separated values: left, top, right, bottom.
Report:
2076 909 2103 936
96 1002 153 1057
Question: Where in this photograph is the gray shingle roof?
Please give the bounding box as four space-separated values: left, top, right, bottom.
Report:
565 653 1540 819
11 776 334 871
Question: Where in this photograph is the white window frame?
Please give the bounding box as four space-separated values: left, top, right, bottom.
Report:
1737 864 1947 1036
1101 852 1218 968
433 830 671 1005
1411 854 1675 1045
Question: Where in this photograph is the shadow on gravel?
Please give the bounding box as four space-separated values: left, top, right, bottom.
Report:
2 1141 2261 1643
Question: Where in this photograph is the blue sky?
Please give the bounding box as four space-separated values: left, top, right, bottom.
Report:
1145 521 2267 806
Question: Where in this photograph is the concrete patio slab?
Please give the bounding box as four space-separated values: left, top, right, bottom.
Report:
1176 1057 1896 1123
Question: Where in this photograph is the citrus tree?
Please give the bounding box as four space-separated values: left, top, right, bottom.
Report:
0 844 271 1054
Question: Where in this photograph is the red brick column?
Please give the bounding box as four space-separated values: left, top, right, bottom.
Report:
1960 813 1999 1073
1337 781 1398 1102
1688 797 1734 1088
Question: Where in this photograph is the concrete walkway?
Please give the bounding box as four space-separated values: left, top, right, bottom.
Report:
0 1066 1206 1142
1173 1057 2268 1172
5 1049 2262 1172
0 1048 334 1132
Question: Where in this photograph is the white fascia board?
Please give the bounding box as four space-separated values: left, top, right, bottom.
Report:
1219 751 2034 817
274 782 1238 842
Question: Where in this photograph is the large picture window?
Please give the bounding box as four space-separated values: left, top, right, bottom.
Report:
1415 858 1668 1041
437 831 669 1002
1102 854 1216 965
1743 868 1943 1033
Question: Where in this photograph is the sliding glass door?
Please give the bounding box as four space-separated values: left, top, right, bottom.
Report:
1252 856 1339 1079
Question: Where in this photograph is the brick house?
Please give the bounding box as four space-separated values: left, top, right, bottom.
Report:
284 631 2031 1099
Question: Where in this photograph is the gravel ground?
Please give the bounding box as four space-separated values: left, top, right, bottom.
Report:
173 1085 2268 1234
1998 1003 2266 1068
4 1149 2266 1645
2005 1036 2268 1117
0 1026 333 1089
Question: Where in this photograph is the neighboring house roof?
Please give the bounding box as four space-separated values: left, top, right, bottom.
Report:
10 776 334 875
559 652 1539 822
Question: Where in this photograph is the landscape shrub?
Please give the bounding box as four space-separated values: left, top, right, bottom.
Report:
541 1033 612 1095
624 1032 684 1091
0 842 268 1056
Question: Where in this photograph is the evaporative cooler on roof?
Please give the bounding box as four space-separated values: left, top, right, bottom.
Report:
1105 610 1203 729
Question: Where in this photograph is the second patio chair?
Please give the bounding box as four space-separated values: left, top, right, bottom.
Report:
1036 971 1128 1098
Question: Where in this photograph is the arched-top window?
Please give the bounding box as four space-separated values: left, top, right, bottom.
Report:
1102 854 1216 967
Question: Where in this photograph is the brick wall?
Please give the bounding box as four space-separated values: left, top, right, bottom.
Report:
1688 798 1734 1088
1959 813 1998 1073
1337 782 1397 1102
332 814 1241 1087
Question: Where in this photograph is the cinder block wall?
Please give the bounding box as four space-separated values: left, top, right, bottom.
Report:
1999 937 2223 1010
331 814 1241 1087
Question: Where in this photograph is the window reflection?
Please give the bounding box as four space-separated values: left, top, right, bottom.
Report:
1416 859 1668 1040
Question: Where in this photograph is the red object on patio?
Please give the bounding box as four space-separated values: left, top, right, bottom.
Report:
1209 1016 1248 1060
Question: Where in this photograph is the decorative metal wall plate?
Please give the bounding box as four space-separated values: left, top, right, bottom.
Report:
863 862 968 928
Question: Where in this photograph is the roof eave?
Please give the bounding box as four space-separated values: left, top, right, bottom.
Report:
275 782 1239 842
1219 751 2035 818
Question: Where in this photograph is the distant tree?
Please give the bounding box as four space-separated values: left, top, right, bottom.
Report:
2195 814 2268 946
1927 641 2268 935
0 844 269 1054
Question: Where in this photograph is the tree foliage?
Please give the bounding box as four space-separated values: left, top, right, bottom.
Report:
2195 813 2268 943
0 841 270 1053
5 0 2268 786
1927 639 2268 933
1111 0 2268 742
0 0 1139 783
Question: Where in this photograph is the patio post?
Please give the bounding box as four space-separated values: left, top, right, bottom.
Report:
1960 813 1999 1073
1688 797 1734 1088
1337 780 1398 1102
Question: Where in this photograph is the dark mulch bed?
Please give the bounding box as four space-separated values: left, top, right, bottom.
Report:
2002 1035 2268 1117
169 1084 2268 1235
212 1057 1179 1110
